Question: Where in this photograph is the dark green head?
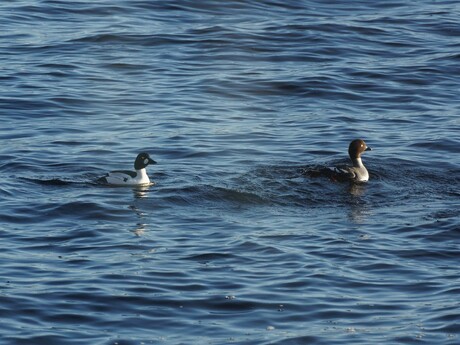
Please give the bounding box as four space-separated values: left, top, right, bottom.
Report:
134 152 157 170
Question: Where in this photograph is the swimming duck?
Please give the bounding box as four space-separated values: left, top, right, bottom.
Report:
306 139 372 182
100 152 157 185
334 139 372 182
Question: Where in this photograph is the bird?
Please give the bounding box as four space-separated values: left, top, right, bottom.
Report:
305 139 372 182
99 152 157 185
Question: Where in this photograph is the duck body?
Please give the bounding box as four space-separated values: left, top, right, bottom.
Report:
305 139 372 183
102 168 151 185
100 152 157 186
328 157 369 182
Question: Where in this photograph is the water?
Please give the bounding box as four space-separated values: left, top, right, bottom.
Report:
1 1 459 344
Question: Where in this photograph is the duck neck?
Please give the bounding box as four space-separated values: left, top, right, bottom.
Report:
136 168 149 180
352 157 364 168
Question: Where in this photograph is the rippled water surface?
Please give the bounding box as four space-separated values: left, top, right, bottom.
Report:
1 1 459 344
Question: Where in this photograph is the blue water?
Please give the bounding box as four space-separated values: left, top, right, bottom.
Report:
1 1 459 344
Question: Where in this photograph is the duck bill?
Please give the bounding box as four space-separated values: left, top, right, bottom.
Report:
365 146 372 151
149 159 157 165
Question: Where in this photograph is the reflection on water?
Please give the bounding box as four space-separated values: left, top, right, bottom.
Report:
129 189 150 236
348 183 366 198
348 203 372 224
132 183 154 199
132 222 147 236
130 205 148 236
347 183 371 223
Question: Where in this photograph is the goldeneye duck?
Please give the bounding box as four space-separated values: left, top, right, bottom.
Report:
334 139 372 182
305 139 372 182
100 152 157 186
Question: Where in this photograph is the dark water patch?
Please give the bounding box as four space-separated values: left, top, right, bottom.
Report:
157 184 273 209
1 198 132 225
428 209 460 222
184 252 239 263
409 138 460 154
70 32 188 46
23 177 74 186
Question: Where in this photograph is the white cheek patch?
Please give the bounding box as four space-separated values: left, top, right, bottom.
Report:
144 158 149 165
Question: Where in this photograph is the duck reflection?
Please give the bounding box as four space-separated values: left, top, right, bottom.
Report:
128 185 152 236
347 183 371 223
129 204 148 236
348 182 366 198
132 223 147 236
132 183 153 199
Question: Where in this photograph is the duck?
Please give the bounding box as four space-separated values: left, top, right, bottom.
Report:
305 139 372 182
99 152 157 186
